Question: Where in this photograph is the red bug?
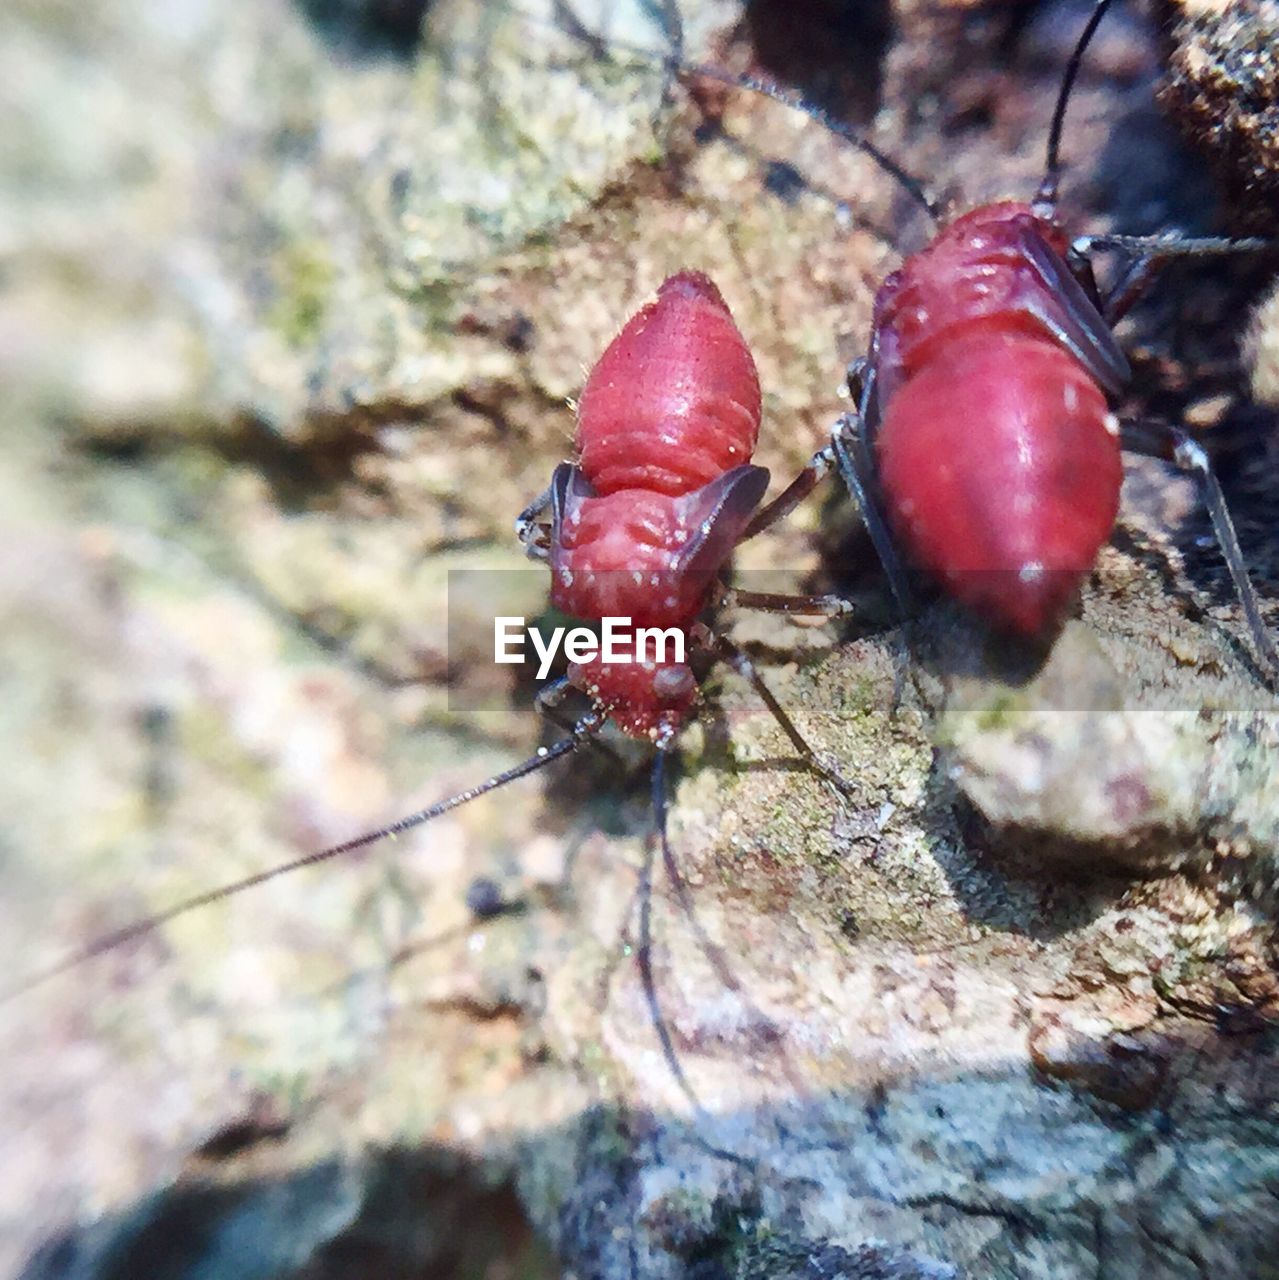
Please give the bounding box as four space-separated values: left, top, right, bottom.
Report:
589 0 1279 674
522 269 830 740
9 269 853 1101
803 0 1277 670
526 269 766 739
864 200 1128 635
837 89 1279 665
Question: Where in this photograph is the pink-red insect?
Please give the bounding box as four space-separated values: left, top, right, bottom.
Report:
839 157 1277 661
534 269 767 738
635 0 1279 673
511 268 848 742
10 271 850 1021
829 0 1276 669
866 200 1127 635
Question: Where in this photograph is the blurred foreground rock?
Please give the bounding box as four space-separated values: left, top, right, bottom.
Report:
2 0 1278 1278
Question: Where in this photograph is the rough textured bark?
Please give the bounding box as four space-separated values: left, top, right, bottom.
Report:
1162 0 1279 232
2 0 1278 1277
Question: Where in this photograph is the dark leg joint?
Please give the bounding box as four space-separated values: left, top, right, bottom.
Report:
516 485 554 561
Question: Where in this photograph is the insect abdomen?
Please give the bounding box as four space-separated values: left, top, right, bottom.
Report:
576 271 762 497
876 326 1120 633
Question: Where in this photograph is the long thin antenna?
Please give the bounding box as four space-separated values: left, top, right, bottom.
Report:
694 64 940 222
549 0 940 221
637 747 702 1110
1035 0 1116 216
639 746 750 1166
4 716 602 1002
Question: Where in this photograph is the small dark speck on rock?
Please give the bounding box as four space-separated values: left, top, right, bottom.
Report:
763 159 807 203
504 313 536 353
466 875 507 919
390 167 411 211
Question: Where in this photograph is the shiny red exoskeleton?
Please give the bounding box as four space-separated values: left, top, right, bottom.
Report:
830 0 1271 658
547 270 769 737
869 201 1129 635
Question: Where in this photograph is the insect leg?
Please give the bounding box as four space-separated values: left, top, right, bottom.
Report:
515 483 554 560
721 587 856 618
739 443 837 541
1120 420 1279 684
840 358 914 703
534 675 575 731
1097 256 1160 328
831 411 915 623
696 624 856 796
537 676 628 766
845 356 869 411
722 377 887 623
1063 241 1108 314
1071 233 1276 326
1076 233 1274 260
